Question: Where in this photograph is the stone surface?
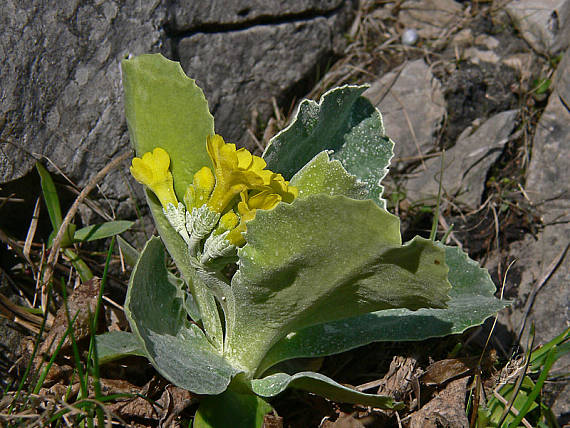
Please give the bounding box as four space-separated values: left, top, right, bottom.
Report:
0 0 355 208
169 0 345 30
497 50 570 418
179 9 352 144
409 377 469 428
364 60 446 166
404 109 518 208
505 0 570 55
398 0 463 39
464 47 500 64
0 0 167 200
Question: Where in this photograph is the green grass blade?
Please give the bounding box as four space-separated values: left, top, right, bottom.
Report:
36 162 63 231
61 280 89 400
8 283 53 413
32 312 80 394
117 236 140 267
530 327 569 372
508 347 558 428
63 248 93 282
87 237 115 400
74 221 135 242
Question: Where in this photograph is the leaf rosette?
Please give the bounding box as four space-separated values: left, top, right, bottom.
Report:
99 54 509 427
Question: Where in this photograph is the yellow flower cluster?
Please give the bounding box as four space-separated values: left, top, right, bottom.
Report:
204 134 296 213
130 134 297 249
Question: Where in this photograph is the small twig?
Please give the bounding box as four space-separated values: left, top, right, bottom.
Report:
515 243 569 347
41 151 130 310
23 197 41 275
492 390 533 428
395 410 403 428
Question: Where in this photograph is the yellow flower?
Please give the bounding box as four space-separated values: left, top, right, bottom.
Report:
130 148 178 208
226 190 282 246
206 134 275 213
184 166 215 210
269 172 298 203
214 211 239 235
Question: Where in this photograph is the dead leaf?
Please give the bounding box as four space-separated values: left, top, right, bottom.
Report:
263 413 283 428
377 355 421 400
421 357 478 386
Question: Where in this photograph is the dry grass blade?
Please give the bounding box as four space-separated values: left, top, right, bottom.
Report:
23 197 41 275
0 293 46 331
497 326 535 427
41 151 130 309
491 390 533 428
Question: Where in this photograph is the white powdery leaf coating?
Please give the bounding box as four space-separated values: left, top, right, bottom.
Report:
164 202 192 247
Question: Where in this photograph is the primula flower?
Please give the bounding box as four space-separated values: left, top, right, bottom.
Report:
226 190 282 246
206 134 284 213
184 166 215 210
130 147 178 208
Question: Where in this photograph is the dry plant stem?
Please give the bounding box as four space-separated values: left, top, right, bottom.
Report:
498 328 534 427
490 391 533 428
41 152 130 311
23 197 41 270
515 243 569 347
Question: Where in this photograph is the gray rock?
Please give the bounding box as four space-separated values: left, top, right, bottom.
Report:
0 0 167 198
0 0 354 206
497 51 570 418
404 110 518 208
169 0 345 30
464 47 501 65
178 8 353 144
364 60 446 166
505 0 570 55
398 0 463 39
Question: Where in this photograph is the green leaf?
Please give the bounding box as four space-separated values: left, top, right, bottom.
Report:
225 194 451 375
117 236 140 267
258 245 508 374
117 236 202 321
95 331 145 364
48 223 76 249
290 151 367 200
146 191 224 351
74 220 134 242
122 53 223 349
125 236 239 394
36 162 63 231
122 53 214 200
529 327 569 372
63 248 93 282
252 371 403 410
263 85 393 207
486 377 538 427
193 390 273 428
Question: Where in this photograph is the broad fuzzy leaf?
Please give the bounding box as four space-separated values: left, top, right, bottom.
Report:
122 53 223 348
147 190 224 351
263 85 393 207
125 237 239 394
194 390 273 428
252 371 403 409
225 194 451 374
95 331 145 364
122 53 214 199
290 151 367 200
258 245 509 374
